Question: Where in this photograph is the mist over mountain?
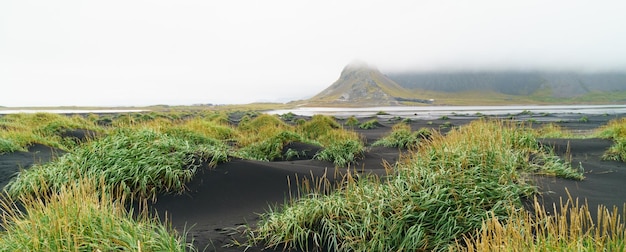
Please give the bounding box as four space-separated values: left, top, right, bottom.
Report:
386 71 626 98
306 63 411 106
303 62 626 106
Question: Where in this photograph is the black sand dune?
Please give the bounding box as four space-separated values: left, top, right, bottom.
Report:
533 138 626 218
0 144 64 190
1 113 625 251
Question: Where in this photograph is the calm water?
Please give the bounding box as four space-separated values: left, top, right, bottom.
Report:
2 105 625 120
268 105 626 120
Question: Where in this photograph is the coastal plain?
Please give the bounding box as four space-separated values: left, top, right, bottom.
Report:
0 111 624 251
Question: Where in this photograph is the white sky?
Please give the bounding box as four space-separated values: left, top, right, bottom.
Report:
1 0 626 107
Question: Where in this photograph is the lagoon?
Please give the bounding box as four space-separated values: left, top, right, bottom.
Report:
268 104 626 119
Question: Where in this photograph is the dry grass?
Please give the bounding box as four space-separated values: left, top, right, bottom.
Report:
457 192 625 251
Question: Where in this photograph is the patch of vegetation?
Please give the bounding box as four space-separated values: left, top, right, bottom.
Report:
168 117 236 141
603 140 626 162
359 119 381 129
596 118 626 162
294 118 306 125
440 121 453 129
236 114 291 146
247 120 583 251
297 115 341 140
283 148 303 161
534 123 573 138
596 117 626 140
372 123 431 149
526 118 538 124
457 196 626 251
314 137 365 167
0 179 193 251
280 112 297 122
234 114 362 165
344 116 360 128
237 130 305 161
375 111 390 115
579 115 589 123
0 113 102 153
388 116 402 122
6 128 228 200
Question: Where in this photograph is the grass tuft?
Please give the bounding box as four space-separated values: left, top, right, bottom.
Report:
372 123 431 149
358 119 381 129
314 137 364 167
0 178 193 251
457 194 626 251
6 128 227 200
344 116 360 128
237 130 305 161
597 118 626 161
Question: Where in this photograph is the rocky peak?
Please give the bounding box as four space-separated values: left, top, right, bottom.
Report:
307 62 409 106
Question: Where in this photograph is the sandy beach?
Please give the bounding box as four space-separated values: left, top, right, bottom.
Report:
1 112 624 251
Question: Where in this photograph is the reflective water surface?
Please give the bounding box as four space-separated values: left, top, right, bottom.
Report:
268 105 626 120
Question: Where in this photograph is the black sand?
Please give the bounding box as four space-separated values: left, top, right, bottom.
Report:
1 113 624 251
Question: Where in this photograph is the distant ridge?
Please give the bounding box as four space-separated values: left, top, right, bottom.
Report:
387 71 626 98
302 62 626 106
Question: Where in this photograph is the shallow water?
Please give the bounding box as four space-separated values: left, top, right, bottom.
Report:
267 105 626 119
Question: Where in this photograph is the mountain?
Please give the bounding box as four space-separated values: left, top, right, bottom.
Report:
387 71 626 98
303 62 626 106
305 62 432 106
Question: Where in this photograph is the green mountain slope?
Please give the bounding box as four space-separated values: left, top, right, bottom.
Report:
387 71 626 99
303 63 626 106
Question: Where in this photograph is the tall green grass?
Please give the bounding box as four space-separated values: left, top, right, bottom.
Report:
597 118 626 161
6 128 228 200
313 135 364 167
246 120 583 251
372 123 432 149
235 114 309 161
237 130 305 161
0 178 193 251
234 114 365 166
237 114 291 145
358 119 381 129
344 116 360 128
300 116 364 167
297 115 341 140
596 117 626 140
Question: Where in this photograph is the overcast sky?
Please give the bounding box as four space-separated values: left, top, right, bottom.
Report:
2 1 626 107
